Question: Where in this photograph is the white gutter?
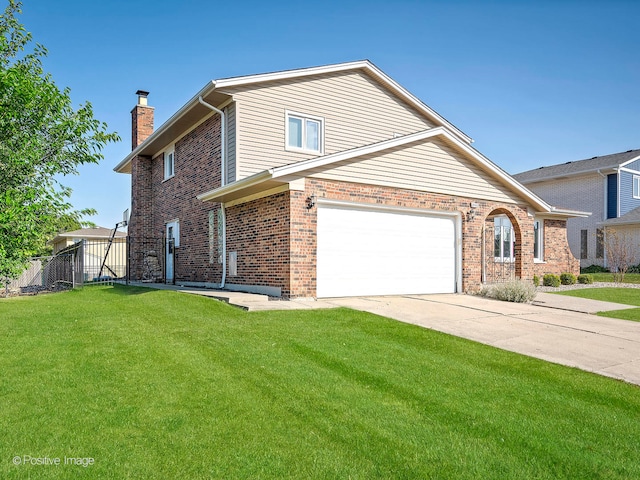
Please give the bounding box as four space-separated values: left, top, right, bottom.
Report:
198 95 227 289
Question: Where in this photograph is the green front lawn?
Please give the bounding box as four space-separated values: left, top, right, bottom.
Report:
1 285 639 479
554 287 640 321
587 273 640 284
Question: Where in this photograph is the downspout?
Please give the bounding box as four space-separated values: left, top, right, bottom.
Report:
198 96 227 288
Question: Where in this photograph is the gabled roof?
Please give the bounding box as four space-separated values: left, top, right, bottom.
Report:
600 206 640 226
197 127 587 218
514 149 640 184
114 60 471 174
49 227 126 245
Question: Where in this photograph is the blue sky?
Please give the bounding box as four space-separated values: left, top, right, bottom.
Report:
18 0 640 229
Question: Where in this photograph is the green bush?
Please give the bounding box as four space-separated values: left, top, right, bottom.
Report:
560 273 577 285
577 274 594 284
581 264 609 274
628 264 640 274
533 275 540 287
479 280 537 303
543 274 561 287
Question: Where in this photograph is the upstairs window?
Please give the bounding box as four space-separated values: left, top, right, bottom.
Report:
164 147 175 180
633 175 640 199
286 111 323 154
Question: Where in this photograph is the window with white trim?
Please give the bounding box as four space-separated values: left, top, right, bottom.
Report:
494 216 515 262
285 111 323 154
633 175 640 199
533 219 543 261
164 147 175 180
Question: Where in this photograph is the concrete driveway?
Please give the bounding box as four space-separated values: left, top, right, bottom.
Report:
323 293 640 386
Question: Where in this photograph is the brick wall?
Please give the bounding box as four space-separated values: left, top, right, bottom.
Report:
165 177 579 297
225 192 292 295
129 114 224 283
532 218 580 278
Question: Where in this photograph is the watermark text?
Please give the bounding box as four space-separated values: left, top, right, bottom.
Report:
12 455 94 468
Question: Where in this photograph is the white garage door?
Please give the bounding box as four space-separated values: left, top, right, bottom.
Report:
317 202 458 298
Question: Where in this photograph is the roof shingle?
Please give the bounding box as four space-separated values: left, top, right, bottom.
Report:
514 149 640 184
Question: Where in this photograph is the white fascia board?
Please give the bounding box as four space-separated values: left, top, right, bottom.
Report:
547 207 591 218
196 170 274 202
114 80 218 173
214 60 371 88
619 166 640 175
619 154 640 169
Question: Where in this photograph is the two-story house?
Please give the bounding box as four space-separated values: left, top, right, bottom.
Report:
114 60 582 298
514 149 640 269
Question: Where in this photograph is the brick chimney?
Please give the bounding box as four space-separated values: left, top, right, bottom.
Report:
131 90 154 150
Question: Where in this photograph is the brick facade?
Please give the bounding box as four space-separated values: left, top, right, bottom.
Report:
202 178 577 298
533 218 580 279
128 115 225 284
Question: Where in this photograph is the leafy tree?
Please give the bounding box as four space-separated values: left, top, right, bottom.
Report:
33 210 98 257
0 1 119 281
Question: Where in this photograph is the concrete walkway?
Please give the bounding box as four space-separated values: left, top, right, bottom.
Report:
130 282 640 386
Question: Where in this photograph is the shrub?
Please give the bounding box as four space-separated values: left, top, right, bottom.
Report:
628 264 640 274
560 273 576 285
479 280 537 303
577 274 594 284
581 264 609 274
543 274 561 287
533 275 540 287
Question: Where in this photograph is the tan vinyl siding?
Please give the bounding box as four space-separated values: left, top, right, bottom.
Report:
226 102 236 183
306 138 523 204
222 70 434 179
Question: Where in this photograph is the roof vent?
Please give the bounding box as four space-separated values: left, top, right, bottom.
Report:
591 156 598 159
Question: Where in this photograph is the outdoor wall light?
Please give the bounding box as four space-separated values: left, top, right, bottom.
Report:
306 193 317 209
466 202 479 222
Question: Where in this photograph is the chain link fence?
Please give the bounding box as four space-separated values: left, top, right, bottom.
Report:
3 254 77 297
2 236 175 297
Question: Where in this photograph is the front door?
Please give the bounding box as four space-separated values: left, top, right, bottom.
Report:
166 221 178 283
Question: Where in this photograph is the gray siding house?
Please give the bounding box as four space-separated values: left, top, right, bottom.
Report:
514 149 640 268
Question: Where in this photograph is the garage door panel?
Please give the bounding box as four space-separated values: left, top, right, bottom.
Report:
317 204 457 297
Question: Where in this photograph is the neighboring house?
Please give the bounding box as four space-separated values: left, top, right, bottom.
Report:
49 227 127 280
514 149 640 269
115 60 582 298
